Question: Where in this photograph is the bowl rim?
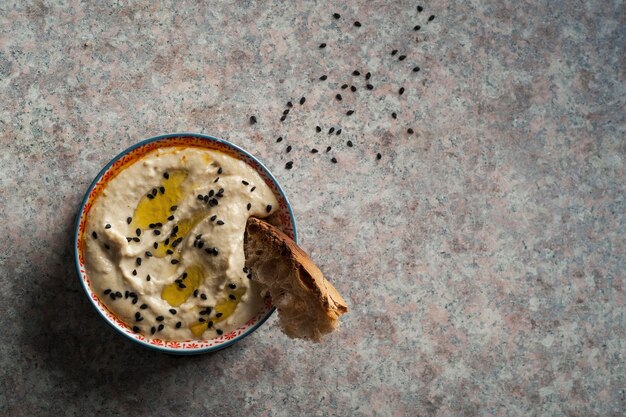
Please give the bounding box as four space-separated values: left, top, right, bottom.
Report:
73 132 297 355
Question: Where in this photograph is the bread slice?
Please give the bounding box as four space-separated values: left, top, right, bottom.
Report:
244 217 348 342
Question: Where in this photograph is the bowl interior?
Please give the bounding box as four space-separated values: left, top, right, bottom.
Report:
74 133 296 354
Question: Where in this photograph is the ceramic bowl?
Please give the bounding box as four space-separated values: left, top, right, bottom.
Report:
74 133 297 354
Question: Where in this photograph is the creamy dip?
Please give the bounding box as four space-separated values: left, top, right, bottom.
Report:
84 146 278 340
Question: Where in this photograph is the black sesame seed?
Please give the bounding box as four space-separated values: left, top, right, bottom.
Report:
178 283 186 288
145 251 152 257
92 231 98 239
286 145 292 153
280 115 286 122
127 237 132 242
210 215 217 221
413 66 420 72
242 180 249 186
341 84 348 89
417 5 424 12
216 220 225 225
408 128 414 134
428 15 435 21
157 324 164 331
214 177 219 183
166 249 173 255
193 290 199 297
104 244 110 250
350 86 357 92
366 72 371 80
391 49 398 56
285 161 293 169
377 153 382 160
266 205 272 213
319 75 327 80
286 101 293 108
201 293 207 300
243 267 249 273
140 304 148 309
104 289 111 295
247 273 252 279
354 21 361 27
163 172 169 179
135 312 141 320
414 25 421 31
319 43 326 49
326 146 332 152
149 223 156 229
147 193 155 200
151 188 157 196
170 205 177 211
311 148 318 153
115 291 123 298
249 115 257 124
197 241 204 249
156 316 164 322
246 203 252 210
132 326 140 333
229 283 237 289
250 186 256 192
150 327 156 335
135 228 141 236
197 194 204 200
399 87 405 95
125 290 129 299
171 259 179 264
182 272 188 279
316 126 322 132
366 84 374 90
392 112 397 119
176 321 182 328
352 70 360 76
399 55 406 61
276 136 283 143
167 215 174 221
105 224 111 229
146 275 151 281
127 217 132 224
346 110 355 115
283 109 290 115
300 97 306 105
159 186 165 194
136 257 142 266
216 329 223 335
199 318 206 323
335 94 342 101
347 140 353 147
336 129 342 135
329 127 335 134
216 313 223 318
132 297 138 304
229 294 236 300
333 12 340 19
172 226 179 235
165 238 170 245
132 269 137 276
207 321 213 328
331 157 338 163
133 237 140 242
110 293 116 300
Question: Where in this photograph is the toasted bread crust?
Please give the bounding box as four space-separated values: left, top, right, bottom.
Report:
244 217 347 341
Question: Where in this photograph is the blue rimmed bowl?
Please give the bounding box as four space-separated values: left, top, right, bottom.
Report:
74 133 297 354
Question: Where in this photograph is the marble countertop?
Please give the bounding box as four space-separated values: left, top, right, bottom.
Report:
1 1 623 416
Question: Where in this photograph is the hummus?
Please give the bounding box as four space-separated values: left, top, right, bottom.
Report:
84 146 278 340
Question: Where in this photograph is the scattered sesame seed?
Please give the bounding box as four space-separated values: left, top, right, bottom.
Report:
246 203 252 210
200 293 207 300
132 326 140 333
285 161 293 169
346 110 355 115
104 289 111 295
276 136 283 143
331 157 338 163
391 49 398 56
399 87 405 95
132 269 137 276
150 326 156 335
366 84 374 90
347 140 353 147
104 244 110 250
249 115 257 124
170 205 177 211
214 177 219 182
319 43 326 49
413 66 420 72
377 153 382 160
229 283 237 289
171 259 179 264
178 283 186 288
159 186 165 194
326 146 332 152
217 167 223 174
329 127 335 134
392 112 397 119
300 97 306 105
341 84 348 89
132 237 140 242
242 180 249 185
266 205 272 213
210 215 217 221
335 94 342 101
428 15 435 21
366 72 371 80
126 237 132 242
154 230 160 235
286 145 292 153
311 148 318 153
92 231 98 239
151 188 157 196
286 101 293 108
316 126 322 132
115 291 122 298
127 217 132 224
157 324 164 331
146 275 151 281
408 128 414 134
146 251 152 257
136 257 142 266
125 291 130 299
135 312 141 320
283 109 290 115
319 75 327 80
176 321 182 328
352 70 360 76
207 321 213 328
105 224 111 229
350 85 356 92
216 329 223 335
217 220 225 225
417 5 424 12
166 249 173 255
354 21 361 27
414 25 421 31
336 129 342 135
229 294 236 300
140 304 148 309
399 55 406 61
156 316 164 322
163 172 169 179
169 309 177 315
333 12 340 19
250 186 256 192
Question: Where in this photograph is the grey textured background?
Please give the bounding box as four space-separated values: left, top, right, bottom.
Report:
0 1 624 416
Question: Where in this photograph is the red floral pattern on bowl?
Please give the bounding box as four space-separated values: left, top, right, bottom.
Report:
73 133 297 355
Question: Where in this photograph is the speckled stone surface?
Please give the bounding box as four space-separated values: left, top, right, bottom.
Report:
1 1 624 416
